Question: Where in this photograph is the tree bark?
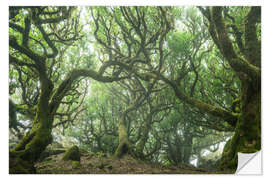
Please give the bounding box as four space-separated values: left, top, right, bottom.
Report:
114 114 131 158
10 78 54 173
219 81 261 171
135 114 152 158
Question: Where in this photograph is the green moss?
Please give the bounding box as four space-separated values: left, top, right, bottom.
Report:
219 101 260 171
219 87 261 171
97 162 105 169
116 141 131 158
96 151 106 158
79 148 88 155
114 117 131 158
88 162 94 167
20 128 53 162
36 164 47 170
9 156 36 174
105 164 113 170
62 145 80 161
9 142 17 149
9 77 56 174
72 161 81 169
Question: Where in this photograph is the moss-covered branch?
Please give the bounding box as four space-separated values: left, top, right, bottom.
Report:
37 7 73 25
210 7 260 81
35 23 58 58
9 22 24 33
9 54 36 68
9 36 43 64
147 72 238 126
244 7 261 67
22 17 31 47
49 68 127 114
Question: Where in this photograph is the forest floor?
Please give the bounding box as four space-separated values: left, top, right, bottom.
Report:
35 151 234 174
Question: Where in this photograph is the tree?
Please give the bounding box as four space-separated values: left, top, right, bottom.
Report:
199 6 261 170
90 6 174 158
9 7 127 173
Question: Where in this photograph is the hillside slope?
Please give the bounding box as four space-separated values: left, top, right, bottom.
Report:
35 152 233 174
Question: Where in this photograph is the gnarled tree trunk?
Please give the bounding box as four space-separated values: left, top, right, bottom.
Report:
207 6 261 171
135 114 152 159
114 114 131 158
9 79 54 174
114 93 148 158
219 81 261 170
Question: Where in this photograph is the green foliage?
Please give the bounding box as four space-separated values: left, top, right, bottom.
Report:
72 161 81 169
168 32 193 56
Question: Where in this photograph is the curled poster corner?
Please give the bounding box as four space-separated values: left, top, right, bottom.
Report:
236 151 262 174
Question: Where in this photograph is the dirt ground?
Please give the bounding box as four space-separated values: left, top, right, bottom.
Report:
35 152 234 174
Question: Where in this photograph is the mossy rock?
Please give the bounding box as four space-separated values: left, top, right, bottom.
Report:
39 148 66 161
50 141 64 149
88 162 94 167
62 145 80 161
72 161 81 169
96 161 112 170
105 164 113 170
43 157 53 162
97 162 105 169
96 151 107 158
89 151 95 156
88 152 95 158
79 148 89 155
